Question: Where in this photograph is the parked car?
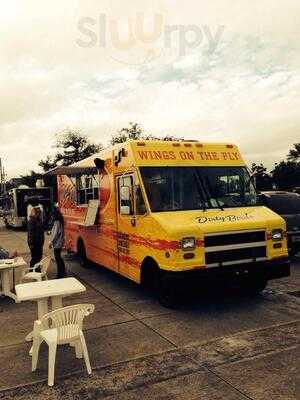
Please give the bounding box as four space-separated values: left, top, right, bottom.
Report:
293 187 300 195
260 191 300 256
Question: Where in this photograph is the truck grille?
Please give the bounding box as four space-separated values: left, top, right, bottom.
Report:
204 230 266 247
204 230 267 267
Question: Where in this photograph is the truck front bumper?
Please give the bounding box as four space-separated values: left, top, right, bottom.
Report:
164 257 290 284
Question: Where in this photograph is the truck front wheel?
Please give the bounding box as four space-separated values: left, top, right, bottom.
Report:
157 272 179 309
289 245 300 258
141 260 180 308
241 277 267 295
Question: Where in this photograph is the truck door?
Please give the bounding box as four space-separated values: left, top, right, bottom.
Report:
116 173 147 279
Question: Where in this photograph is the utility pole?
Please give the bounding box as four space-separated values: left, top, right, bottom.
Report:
0 158 6 196
0 158 2 195
2 164 6 194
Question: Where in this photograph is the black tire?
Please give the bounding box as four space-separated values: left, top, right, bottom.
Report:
241 277 267 295
141 260 159 291
77 240 90 269
157 272 179 309
289 246 300 257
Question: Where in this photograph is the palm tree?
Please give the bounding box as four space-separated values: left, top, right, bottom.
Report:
287 143 300 162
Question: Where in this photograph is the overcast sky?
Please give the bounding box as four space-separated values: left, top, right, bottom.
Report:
1 0 300 178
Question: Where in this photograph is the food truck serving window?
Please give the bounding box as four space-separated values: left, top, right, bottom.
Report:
76 174 99 205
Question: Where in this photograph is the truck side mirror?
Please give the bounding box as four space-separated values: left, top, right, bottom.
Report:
94 158 105 171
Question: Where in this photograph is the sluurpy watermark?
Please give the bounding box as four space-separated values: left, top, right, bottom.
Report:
76 13 225 64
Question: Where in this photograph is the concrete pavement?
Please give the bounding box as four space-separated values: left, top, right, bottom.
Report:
0 224 299 399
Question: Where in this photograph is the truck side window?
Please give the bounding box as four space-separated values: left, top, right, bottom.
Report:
118 175 134 215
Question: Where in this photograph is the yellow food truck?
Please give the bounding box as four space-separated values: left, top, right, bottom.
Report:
49 140 290 306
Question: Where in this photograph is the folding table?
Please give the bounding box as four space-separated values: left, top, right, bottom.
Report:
0 257 27 302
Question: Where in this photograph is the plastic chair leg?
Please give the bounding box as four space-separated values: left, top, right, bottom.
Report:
31 338 42 371
48 342 57 386
79 332 91 375
75 340 83 359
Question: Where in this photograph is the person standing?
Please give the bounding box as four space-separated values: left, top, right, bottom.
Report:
27 207 45 268
49 208 66 278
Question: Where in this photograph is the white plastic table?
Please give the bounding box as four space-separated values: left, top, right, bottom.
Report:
0 257 27 302
15 277 86 344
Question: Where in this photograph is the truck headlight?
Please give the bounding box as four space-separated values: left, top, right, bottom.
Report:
272 229 283 241
181 237 196 251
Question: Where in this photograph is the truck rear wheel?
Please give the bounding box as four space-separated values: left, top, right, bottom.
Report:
77 240 90 269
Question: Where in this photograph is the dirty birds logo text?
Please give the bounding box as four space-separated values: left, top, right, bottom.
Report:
197 213 254 224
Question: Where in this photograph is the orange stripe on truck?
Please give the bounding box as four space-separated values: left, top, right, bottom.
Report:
119 254 140 269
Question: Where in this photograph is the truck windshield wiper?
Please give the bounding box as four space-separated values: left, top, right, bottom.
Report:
204 176 224 211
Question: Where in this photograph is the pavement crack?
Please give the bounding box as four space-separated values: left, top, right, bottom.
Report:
204 366 255 400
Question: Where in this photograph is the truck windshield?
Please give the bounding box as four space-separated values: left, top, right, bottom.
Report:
140 166 257 212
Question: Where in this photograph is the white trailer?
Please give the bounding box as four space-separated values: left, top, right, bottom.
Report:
4 187 53 228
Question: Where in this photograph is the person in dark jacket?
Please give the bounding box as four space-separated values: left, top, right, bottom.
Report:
49 208 66 279
27 207 45 269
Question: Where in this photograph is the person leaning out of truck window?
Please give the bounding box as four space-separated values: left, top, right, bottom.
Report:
27 207 45 269
49 208 66 279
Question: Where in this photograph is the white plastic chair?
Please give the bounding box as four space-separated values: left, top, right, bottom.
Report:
31 303 95 386
21 256 51 282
